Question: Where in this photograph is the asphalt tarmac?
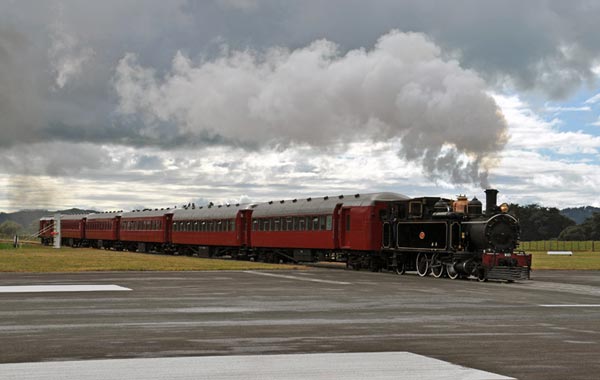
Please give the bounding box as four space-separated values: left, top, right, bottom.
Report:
1 268 599 380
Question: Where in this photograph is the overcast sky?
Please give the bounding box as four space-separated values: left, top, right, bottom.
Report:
1 0 599 212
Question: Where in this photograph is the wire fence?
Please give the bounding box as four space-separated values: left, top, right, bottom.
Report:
520 241 599 252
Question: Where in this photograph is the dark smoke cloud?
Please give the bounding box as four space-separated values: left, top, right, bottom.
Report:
114 31 507 186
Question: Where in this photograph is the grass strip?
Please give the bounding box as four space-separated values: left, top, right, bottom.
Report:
0 244 305 272
529 250 600 270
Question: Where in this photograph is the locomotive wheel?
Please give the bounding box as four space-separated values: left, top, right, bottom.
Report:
477 269 488 282
395 262 406 275
446 263 459 280
416 253 430 277
431 253 445 278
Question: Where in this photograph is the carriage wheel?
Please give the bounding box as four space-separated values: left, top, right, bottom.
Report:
416 253 430 277
431 253 445 278
446 263 459 280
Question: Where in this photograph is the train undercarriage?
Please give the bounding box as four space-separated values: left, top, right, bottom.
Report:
46 236 530 282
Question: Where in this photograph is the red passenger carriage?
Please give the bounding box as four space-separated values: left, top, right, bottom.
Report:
85 212 121 249
39 217 54 246
249 193 408 262
59 214 86 247
171 205 250 257
120 210 172 252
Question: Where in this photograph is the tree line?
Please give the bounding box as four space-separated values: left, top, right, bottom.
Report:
509 204 600 241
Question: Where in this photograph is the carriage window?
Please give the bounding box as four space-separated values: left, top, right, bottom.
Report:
193 221 198 232
319 216 326 230
173 222 178 232
274 218 280 231
298 217 305 231
306 217 312 231
230 220 235 231
218 220 223 232
313 217 319 231
253 219 259 231
326 215 332 230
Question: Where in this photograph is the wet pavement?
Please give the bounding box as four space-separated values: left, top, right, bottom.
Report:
1 268 599 379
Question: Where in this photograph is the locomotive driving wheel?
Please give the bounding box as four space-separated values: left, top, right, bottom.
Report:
430 253 445 278
477 268 488 282
446 263 459 280
395 261 406 275
416 252 430 277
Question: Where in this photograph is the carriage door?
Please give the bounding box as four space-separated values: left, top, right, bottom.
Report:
339 207 352 249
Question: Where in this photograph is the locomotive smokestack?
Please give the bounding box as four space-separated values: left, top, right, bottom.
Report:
485 189 498 215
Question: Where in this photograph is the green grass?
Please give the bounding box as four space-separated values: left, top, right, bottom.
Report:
529 250 600 270
0 243 305 273
520 241 600 251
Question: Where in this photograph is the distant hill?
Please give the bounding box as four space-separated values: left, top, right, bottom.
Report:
0 208 97 233
560 206 600 225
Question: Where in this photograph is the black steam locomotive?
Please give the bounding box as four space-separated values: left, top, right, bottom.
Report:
348 189 531 281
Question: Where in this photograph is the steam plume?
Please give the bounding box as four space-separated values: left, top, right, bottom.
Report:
114 30 507 187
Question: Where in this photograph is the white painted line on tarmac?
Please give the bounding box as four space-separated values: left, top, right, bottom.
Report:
0 285 131 293
539 304 600 307
0 352 514 380
244 271 351 285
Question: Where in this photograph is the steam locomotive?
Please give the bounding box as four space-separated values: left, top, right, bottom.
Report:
39 188 531 282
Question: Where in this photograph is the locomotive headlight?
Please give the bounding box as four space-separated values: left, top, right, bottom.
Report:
500 203 509 213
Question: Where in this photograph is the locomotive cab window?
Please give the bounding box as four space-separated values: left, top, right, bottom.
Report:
409 202 423 218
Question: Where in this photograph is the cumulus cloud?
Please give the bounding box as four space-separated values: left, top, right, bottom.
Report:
494 94 600 155
114 30 507 187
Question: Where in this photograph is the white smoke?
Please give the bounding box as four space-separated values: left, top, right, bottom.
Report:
114 30 507 187
48 15 94 89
